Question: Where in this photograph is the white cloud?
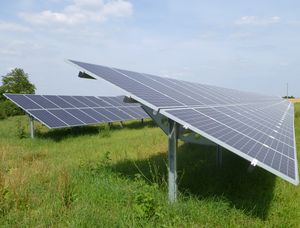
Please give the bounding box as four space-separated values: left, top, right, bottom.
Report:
20 0 133 26
235 16 281 26
0 21 31 32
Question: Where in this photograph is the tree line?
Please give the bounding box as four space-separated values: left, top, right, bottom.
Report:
0 68 36 119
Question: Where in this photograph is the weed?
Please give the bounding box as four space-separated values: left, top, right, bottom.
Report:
133 159 166 188
133 177 162 220
99 124 111 138
58 169 76 209
0 172 10 216
16 118 26 139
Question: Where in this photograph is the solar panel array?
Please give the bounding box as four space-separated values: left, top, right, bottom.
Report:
70 59 298 185
4 94 148 129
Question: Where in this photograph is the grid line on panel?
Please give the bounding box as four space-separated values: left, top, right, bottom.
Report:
108 67 186 108
192 107 294 161
43 95 75 108
195 107 294 153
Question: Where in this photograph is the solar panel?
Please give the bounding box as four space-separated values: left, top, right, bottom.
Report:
4 94 149 129
69 59 298 185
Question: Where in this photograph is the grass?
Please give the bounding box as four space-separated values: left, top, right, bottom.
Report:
0 105 299 227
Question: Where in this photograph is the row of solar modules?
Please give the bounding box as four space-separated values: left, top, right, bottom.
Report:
4 94 148 129
69 60 282 110
69 60 298 185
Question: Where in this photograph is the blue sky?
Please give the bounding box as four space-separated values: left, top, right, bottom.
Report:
0 0 300 97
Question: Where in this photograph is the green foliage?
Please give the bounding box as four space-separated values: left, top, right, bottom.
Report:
0 68 35 119
0 106 6 120
0 172 11 216
0 68 36 101
16 118 26 139
101 151 112 167
58 169 76 209
0 100 23 118
99 124 111 138
133 177 162 220
0 171 30 217
133 191 159 219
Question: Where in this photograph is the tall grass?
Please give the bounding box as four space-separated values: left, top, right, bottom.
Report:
0 106 299 226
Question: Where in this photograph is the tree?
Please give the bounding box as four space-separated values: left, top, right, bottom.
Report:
0 68 36 118
0 68 36 100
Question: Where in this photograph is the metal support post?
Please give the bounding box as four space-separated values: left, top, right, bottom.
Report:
168 119 178 203
217 145 222 166
141 118 144 124
29 116 34 139
120 121 123 128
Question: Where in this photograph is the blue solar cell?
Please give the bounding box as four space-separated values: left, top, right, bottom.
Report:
65 109 98 124
131 107 148 117
115 96 140 106
118 107 141 119
25 94 59 109
80 108 110 122
85 96 111 107
106 107 133 120
43 95 74 108
27 110 67 128
48 109 84 126
4 94 42 109
93 108 122 121
73 96 99 107
99 97 121 106
59 96 88 108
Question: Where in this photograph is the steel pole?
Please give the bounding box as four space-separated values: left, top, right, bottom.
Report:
29 116 34 139
168 119 178 203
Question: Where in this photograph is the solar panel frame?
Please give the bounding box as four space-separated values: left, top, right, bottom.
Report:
160 107 298 185
26 109 68 128
5 94 43 110
68 59 298 185
69 60 283 110
4 93 149 129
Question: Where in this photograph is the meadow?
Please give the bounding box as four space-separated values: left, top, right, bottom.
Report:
0 104 299 227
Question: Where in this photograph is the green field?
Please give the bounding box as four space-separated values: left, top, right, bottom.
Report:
0 104 299 227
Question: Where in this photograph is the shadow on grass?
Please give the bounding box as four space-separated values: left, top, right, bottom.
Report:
36 119 154 142
112 142 275 220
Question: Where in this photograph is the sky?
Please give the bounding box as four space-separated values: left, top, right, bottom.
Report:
0 0 300 97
